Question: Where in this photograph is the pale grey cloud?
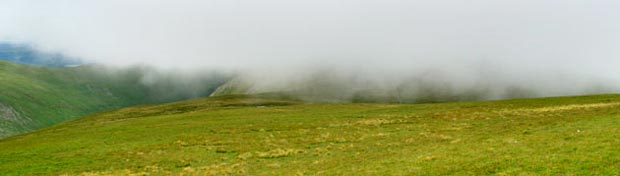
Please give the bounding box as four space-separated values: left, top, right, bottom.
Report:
1 0 619 101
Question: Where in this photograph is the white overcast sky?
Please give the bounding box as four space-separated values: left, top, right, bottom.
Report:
1 0 620 94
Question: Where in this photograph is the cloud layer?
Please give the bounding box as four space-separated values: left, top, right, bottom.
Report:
2 0 620 101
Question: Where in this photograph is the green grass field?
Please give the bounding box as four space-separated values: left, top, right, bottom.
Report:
1 94 619 175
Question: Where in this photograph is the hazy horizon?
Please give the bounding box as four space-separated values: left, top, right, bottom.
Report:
2 0 620 101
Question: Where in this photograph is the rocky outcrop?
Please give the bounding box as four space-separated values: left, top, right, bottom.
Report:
0 102 20 121
0 102 32 137
209 77 253 97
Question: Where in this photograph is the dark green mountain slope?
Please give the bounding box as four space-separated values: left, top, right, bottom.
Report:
0 60 227 137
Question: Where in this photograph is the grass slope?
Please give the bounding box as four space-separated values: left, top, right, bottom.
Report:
1 94 620 175
0 60 225 137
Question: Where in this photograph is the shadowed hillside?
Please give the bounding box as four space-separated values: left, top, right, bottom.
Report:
0 60 227 137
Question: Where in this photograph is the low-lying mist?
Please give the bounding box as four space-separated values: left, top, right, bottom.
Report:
2 0 620 103
83 65 231 103
219 64 619 103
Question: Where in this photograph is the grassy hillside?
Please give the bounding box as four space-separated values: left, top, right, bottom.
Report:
0 60 226 137
1 94 619 175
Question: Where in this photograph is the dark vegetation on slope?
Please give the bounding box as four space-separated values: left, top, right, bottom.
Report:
0 60 228 137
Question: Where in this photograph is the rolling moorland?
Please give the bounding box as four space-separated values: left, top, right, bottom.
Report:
1 94 619 175
0 60 227 138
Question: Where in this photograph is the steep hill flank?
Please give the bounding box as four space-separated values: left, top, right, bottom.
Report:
0 60 226 137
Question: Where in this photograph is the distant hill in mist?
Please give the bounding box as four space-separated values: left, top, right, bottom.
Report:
209 75 527 103
0 43 82 67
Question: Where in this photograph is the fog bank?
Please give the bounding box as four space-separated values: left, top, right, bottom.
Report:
2 0 620 102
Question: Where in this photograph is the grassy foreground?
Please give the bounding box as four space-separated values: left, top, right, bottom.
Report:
1 94 620 175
